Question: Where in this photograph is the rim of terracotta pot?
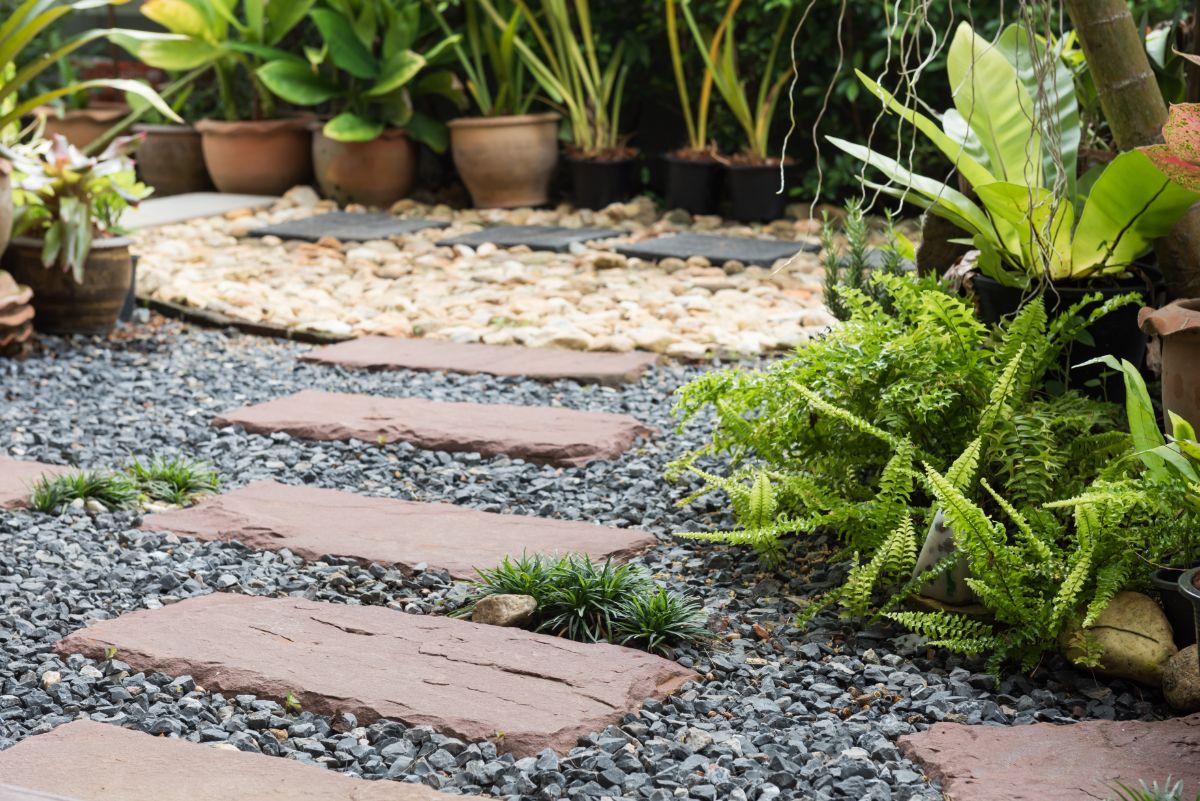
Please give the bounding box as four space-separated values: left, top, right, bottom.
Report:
133 123 198 134
311 126 411 142
12 234 133 251
1140 298 1200 337
195 117 312 134
448 111 561 130
35 105 129 123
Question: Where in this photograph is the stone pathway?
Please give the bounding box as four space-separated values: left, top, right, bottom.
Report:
141 480 656 578
435 224 619 253
0 457 68 509
302 335 660 385
213 389 656 467
250 211 449 242
898 716 1200 800
132 189 834 353
0 720 450 800
58 593 698 757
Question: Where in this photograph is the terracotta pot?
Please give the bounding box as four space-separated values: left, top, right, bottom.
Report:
133 124 214 196
1140 299 1200 429
195 118 313 196
449 113 560 208
311 128 417 208
0 159 11 259
37 104 129 149
1 236 133 335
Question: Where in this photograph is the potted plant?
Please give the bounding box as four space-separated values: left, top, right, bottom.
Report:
828 21 1200 392
0 134 151 335
0 0 179 259
428 0 557 209
257 0 463 207
34 47 131 150
113 0 318 196
480 0 633 210
127 78 218 197
661 0 721 215
682 0 793 222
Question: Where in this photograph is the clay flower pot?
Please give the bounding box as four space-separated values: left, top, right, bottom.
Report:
0 270 34 356
36 104 129 149
1140 299 1200 428
312 128 417 208
133 124 214 197
449 113 560 208
1 236 133 335
0 159 11 259
195 118 313 196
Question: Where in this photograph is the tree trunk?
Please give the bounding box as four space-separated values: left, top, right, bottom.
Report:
1066 0 1200 299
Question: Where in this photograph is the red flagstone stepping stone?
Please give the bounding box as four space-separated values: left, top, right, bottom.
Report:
0 720 449 801
302 336 659 386
57 593 697 757
141 480 656 578
898 715 1200 801
0 457 70 509
213 389 656 467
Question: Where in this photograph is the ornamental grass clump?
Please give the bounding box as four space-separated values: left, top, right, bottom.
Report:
458 554 713 655
30 469 140 513
125 455 220 506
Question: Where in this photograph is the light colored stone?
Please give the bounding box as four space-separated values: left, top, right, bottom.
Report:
40 671 61 688
472 594 538 627
1061 591 1178 685
1164 646 1200 713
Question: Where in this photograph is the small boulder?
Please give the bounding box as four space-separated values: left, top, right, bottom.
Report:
1163 646 1200 713
1061 591 1178 685
471 594 537 628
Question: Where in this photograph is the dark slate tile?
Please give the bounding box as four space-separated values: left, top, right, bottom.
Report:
249 212 449 242
435 225 619 253
617 232 820 267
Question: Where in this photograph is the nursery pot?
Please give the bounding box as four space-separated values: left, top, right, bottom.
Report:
1 236 133 335
727 162 790 223
133 124 214 197
449 113 560 208
312 127 417 208
664 154 722 215
969 272 1150 398
1139 299 1200 430
1152 566 1199 649
0 159 11 259
1179 568 1200 672
36 104 129 149
195 117 313 196
567 153 640 210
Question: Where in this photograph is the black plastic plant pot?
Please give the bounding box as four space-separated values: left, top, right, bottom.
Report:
664 155 722 215
727 163 789 223
1152 566 1198 649
1179 567 1200 670
567 155 640 211
969 272 1151 399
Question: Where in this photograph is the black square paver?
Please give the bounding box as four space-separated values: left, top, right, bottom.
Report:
249 212 449 242
617 232 820 267
436 225 619 253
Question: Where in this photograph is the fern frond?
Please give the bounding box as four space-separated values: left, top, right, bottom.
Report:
945 438 982 491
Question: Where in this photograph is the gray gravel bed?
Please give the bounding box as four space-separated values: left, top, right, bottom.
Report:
0 323 1165 801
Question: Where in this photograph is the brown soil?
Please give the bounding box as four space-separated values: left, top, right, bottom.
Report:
668 147 722 163
726 151 796 167
564 146 639 162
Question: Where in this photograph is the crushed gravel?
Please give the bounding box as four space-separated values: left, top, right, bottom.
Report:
0 321 1166 801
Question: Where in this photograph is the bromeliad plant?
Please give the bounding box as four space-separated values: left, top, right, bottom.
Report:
0 0 180 144
456 553 712 655
3 134 150 282
257 0 465 149
111 0 316 122
828 22 1200 287
476 0 628 156
425 0 537 117
681 0 792 164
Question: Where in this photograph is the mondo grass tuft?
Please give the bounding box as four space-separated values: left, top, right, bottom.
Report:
1109 780 1197 801
30 470 141 513
459 553 713 654
125 455 220 506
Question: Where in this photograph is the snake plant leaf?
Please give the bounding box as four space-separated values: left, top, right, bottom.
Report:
256 60 341 105
323 111 384 142
1072 150 1200 277
947 21 1042 187
311 7 377 79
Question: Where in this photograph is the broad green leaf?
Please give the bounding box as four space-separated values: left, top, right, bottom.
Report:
256 60 340 105
376 87 413 127
975 182 1074 279
417 69 467 110
265 0 316 46
1072 150 1200 277
1170 411 1199 444
947 21 1042 186
0 77 182 131
311 7 377 79
141 0 211 39
323 111 384 142
856 70 994 190
404 109 448 153
366 50 425 97
108 30 219 71
942 108 991 171
1081 355 1170 478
